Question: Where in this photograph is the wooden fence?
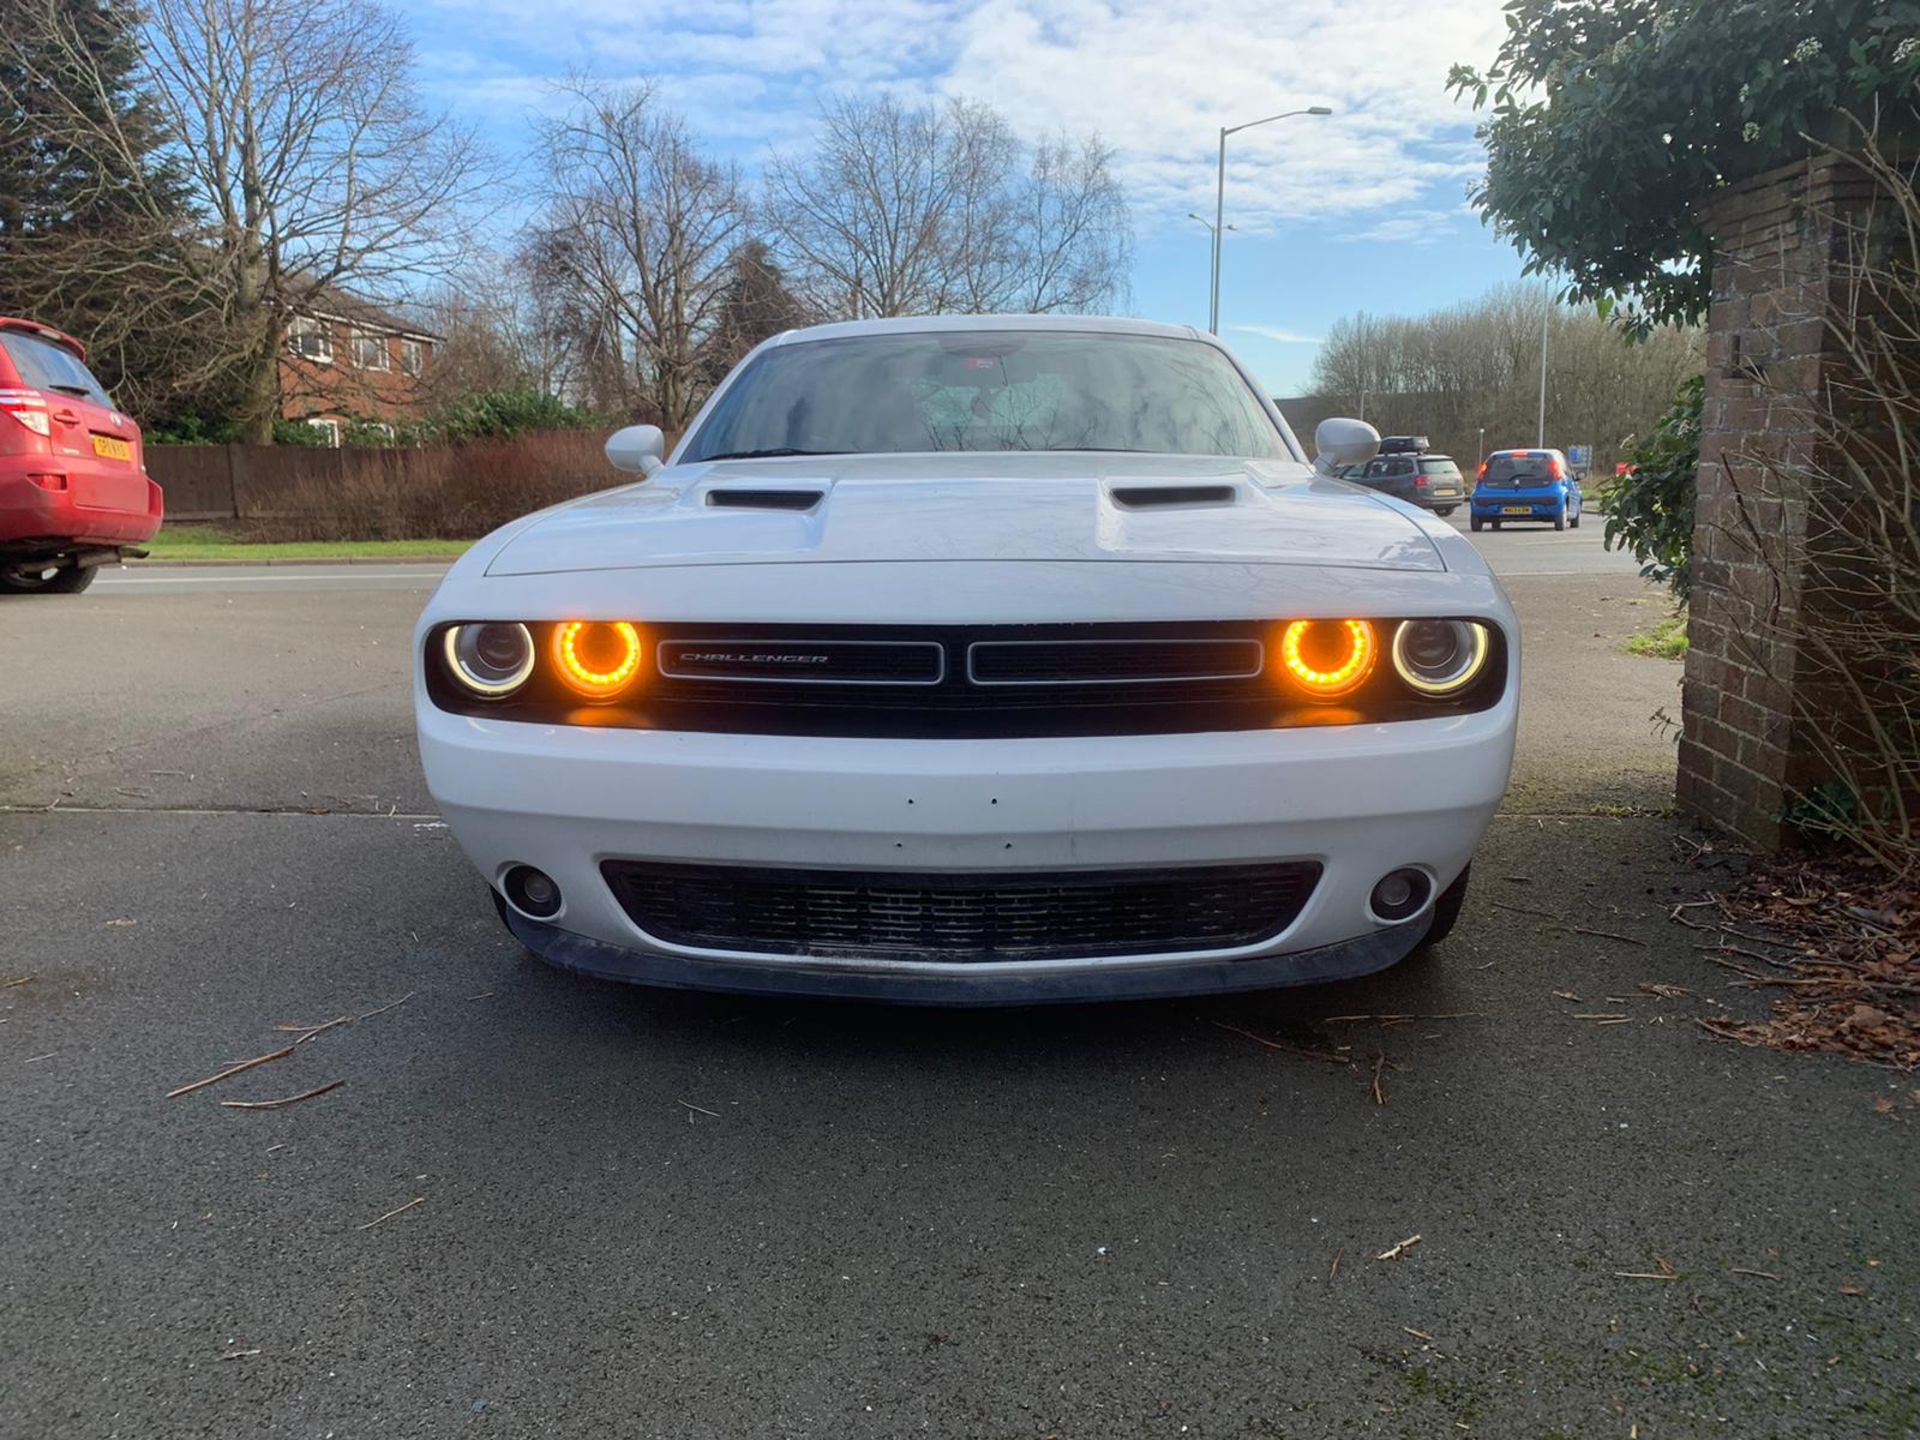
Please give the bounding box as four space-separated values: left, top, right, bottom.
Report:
147 431 620 524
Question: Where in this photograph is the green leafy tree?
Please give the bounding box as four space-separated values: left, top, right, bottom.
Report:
1449 0 1920 333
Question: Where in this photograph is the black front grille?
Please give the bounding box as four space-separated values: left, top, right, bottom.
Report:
602 860 1321 963
968 638 1263 685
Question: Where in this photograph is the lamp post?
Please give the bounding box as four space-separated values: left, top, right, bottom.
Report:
1537 278 1551 447
1189 213 1234 324
1210 105 1332 334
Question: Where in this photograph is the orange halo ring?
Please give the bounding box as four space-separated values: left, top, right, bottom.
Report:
1279 619 1377 698
551 620 643 700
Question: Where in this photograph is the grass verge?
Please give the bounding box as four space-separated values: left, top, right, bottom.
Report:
140 529 471 563
1624 610 1689 659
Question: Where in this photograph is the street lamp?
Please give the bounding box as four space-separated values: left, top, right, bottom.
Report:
1189 213 1234 323
1210 105 1332 334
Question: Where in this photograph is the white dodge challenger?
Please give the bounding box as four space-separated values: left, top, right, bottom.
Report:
415 315 1518 1004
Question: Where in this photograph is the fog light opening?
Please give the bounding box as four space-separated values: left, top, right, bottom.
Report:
503 864 563 920
1369 868 1432 923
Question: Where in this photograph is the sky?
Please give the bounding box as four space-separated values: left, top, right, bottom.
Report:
398 0 1531 395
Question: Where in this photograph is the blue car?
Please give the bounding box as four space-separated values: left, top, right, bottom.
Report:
1469 449 1583 532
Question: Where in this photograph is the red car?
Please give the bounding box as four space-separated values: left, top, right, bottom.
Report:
0 318 161 593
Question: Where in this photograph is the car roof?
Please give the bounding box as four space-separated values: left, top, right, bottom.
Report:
765 314 1204 347
0 317 86 360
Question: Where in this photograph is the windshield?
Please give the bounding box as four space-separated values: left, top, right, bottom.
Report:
1 331 110 405
1485 453 1558 485
683 330 1290 462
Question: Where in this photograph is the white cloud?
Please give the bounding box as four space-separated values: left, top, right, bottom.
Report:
1231 324 1322 344
409 0 1507 232
1340 209 1463 245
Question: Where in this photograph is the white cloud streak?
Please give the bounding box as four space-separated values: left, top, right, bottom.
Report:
1231 324 1323 344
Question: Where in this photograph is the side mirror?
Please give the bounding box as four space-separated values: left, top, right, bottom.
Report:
606 424 666 477
1313 417 1381 477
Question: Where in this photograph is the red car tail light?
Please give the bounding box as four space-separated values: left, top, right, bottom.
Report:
28 473 67 491
0 389 52 438
1548 457 1565 480
1414 474 1430 487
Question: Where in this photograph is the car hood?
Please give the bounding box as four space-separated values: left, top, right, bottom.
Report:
484 453 1446 577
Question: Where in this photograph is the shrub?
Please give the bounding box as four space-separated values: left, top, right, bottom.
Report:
234 431 625 542
1605 374 1702 599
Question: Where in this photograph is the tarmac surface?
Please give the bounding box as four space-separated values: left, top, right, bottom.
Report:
3 523 1914 1438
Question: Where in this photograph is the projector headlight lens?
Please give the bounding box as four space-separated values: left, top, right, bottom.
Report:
1392 620 1491 696
552 620 644 701
1279 619 1377 698
443 623 535 698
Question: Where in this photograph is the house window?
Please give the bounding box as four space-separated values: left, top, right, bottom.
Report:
399 339 425 377
308 418 342 448
362 421 396 445
288 316 332 363
352 330 391 371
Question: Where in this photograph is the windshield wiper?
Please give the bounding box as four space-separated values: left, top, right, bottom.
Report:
46 383 93 398
699 447 846 461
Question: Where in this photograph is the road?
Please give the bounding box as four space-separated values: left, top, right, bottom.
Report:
3 527 1914 1439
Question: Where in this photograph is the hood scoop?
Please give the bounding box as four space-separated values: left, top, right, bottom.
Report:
1109 484 1238 509
705 488 825 512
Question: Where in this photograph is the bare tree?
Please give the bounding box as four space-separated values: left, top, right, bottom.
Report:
762 94 1128 321
9 0 493 440
764 94 970 320
1004 134 1132 314
524 77 752 428
1305 283 1701 475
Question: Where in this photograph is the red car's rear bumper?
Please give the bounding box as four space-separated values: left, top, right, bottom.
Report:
0 466 163 551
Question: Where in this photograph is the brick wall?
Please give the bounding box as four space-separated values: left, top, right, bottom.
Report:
1677 152 1883 846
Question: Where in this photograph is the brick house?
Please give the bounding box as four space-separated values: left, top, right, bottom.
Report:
281 293 439 446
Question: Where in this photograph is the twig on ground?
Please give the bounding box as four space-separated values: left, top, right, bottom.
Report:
1328 1247 1343 1281
1403 1327 1435 1342
219 1349 261 1361
167 1044 296 1099
1 975 33 989
1209 1021 1351 1065
275 1015 351 1045
1370 1053 1388 1107
1321 1012 1483 1024
356 1196 424 1232
1573 1013 1631 1021
356 991 415 1022
1571 924 1650 948
1613 1271 1680 1281
1375 1235 1422 1262
1730 1268 1780 1280
678 1100 720 1118
1491 900 1561 921
218 1081 344 1111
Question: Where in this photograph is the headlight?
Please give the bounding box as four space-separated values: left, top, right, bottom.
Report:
552 620 644 701
1278 619 1377 698
443 623 535 697
1392 619 1491 695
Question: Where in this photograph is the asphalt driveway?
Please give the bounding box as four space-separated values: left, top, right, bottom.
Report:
1 538 1913 1439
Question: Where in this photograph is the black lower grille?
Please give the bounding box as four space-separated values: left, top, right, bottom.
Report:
601 861 1321 962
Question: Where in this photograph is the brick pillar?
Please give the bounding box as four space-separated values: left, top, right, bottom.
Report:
1677 152 1884 848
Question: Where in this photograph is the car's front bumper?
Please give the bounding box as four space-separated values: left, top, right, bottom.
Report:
419 698 1516 1003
